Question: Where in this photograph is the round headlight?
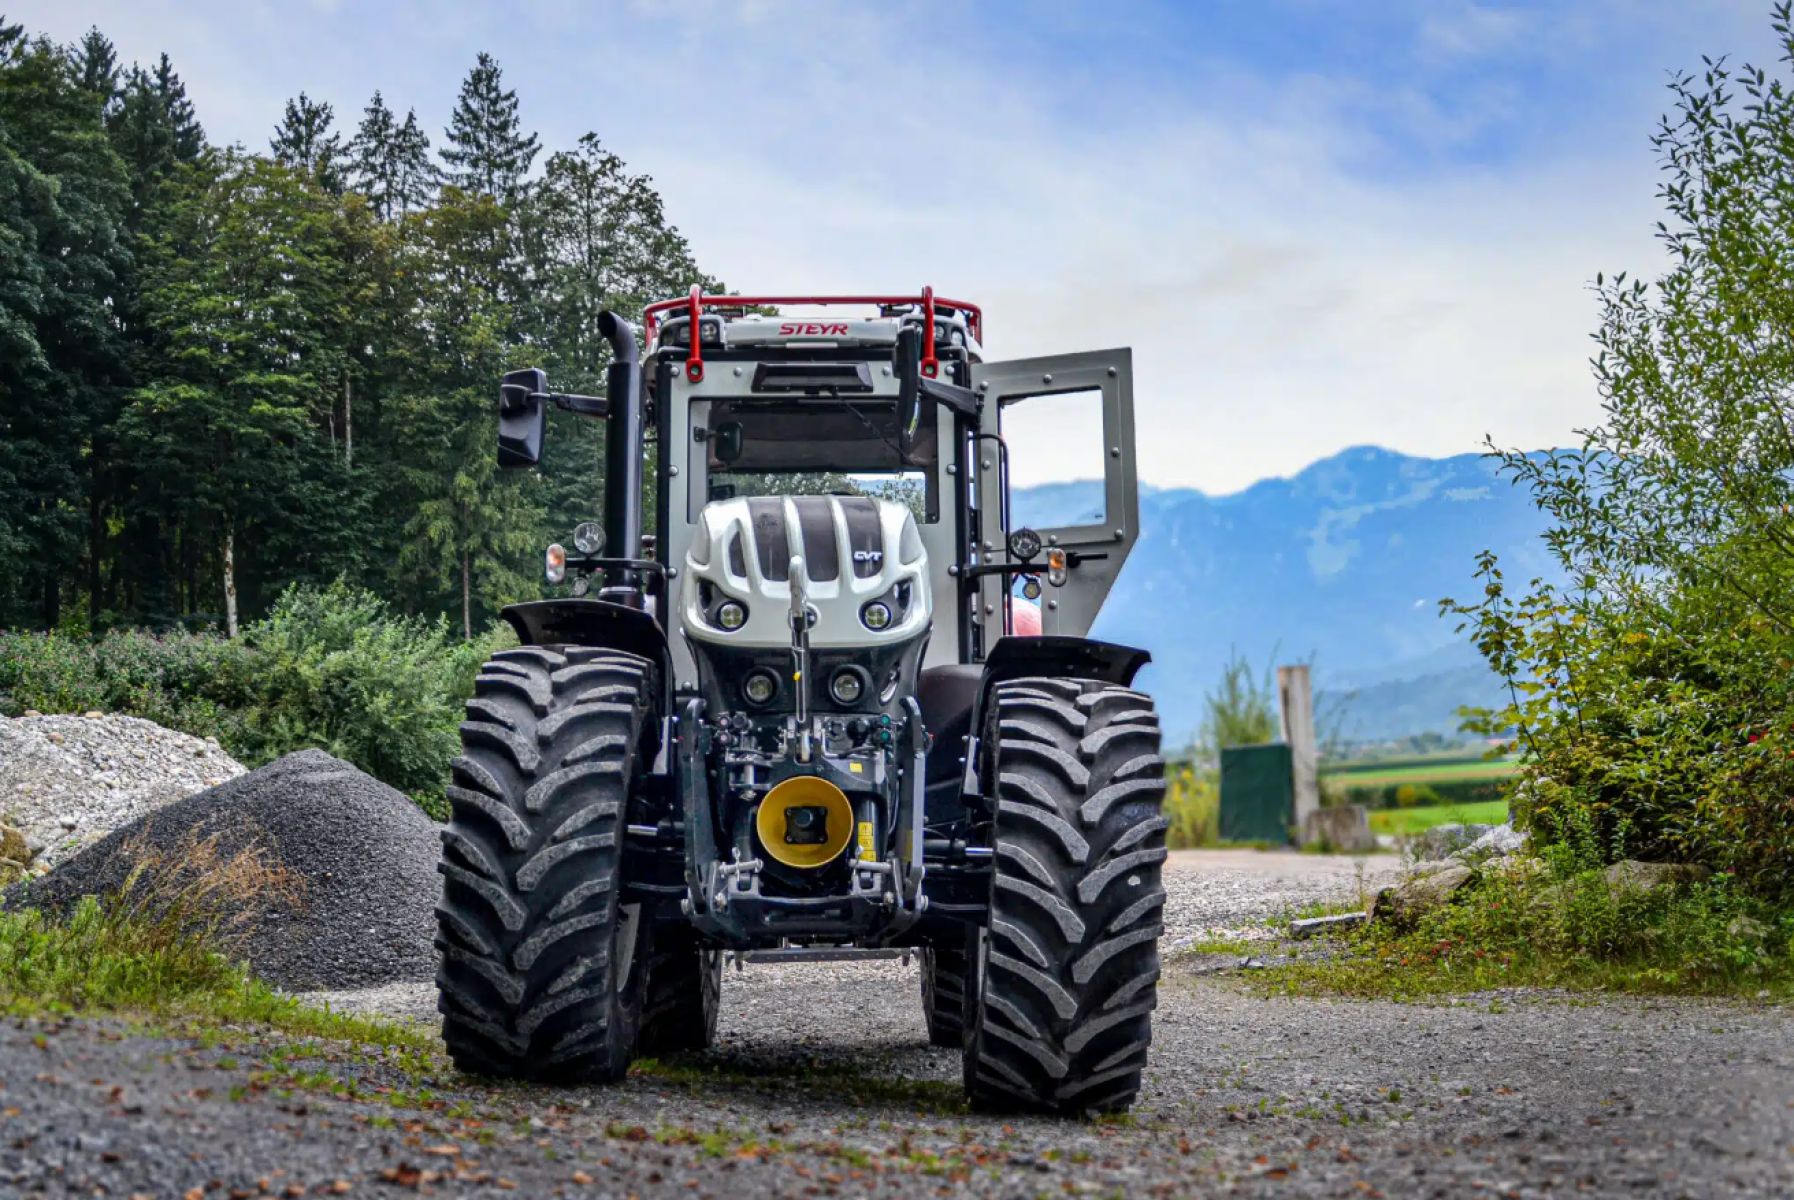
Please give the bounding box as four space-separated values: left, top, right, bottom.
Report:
1008 526 1043 562
743 671 777 705
573 521 604 555
545 543 566 584
861 601 892 631
716 600 746 630
830 670 864 705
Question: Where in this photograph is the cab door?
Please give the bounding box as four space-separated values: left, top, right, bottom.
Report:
968 348 1138 647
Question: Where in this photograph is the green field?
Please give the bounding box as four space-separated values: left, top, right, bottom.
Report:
1368 799 1510 836
1323 758 1516 789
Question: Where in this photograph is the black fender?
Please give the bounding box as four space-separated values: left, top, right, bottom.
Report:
501 599 672 689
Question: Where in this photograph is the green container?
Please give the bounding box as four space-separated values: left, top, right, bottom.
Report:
1219 742 1293 844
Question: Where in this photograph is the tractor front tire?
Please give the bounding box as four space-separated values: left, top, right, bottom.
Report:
638 925 722 1056
963 678 1168 1114
434 646 657 1083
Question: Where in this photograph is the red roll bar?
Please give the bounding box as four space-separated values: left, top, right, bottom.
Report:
642 288 982 385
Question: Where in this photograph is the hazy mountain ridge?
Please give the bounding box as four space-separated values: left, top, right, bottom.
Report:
1010 446 1560 744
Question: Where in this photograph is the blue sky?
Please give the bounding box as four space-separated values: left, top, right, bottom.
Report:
21 0 1781 490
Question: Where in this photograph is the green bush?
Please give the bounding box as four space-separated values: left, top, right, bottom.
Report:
1 582 512 817
1440 23 1794 900
0 628 253 743
231 582 509 815
1164 763 1218 848
1393 783 1441 809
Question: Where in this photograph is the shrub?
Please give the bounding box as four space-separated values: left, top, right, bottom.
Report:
0 627 254 742
231 582 509 815
1393 783 1442 809
1164 763 1218 848
1 582 513 817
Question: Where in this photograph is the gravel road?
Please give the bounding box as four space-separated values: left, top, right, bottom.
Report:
5 854 1790 1198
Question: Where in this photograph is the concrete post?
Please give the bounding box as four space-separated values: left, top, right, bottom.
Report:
1278 664 1320 827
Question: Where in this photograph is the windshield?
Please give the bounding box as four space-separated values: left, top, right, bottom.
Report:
695 398 939 522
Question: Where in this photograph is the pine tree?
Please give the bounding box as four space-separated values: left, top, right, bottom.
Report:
68 26 118 113
393 108 434 217
149 53 202 160
271 91 342 191
347 91 434 220
440 53 538 202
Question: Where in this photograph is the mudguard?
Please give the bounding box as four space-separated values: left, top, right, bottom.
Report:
964 635 1151 799
501 599 671 683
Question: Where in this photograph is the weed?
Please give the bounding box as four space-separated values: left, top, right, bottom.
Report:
1263 842 1794 1000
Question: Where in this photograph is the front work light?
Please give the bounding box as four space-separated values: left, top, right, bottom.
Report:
830 669 864 704
546 543 567 584
861 601 892 631
743 670 778 705
717 600 747 630
573 521 604 555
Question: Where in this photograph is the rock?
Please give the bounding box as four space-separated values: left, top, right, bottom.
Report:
1603 860 1711 892
1464 823 1526 857
22 709 41 717
1372 865 1475 928
23 832 45 857
0 825 27 863
1409 823 1494 862
15 750 440 990
1727 916 1771 942
82 711 104 719
1299 804 1378 853
0 713 247 870
1289 912 1367 939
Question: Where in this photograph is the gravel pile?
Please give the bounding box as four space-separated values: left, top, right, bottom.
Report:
0 713 245 870
17 749 441 991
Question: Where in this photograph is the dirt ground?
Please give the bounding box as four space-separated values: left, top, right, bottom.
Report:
4 852 1789 1199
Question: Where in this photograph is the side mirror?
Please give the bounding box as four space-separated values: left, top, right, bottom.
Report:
894 326 921 457
498 368 547 468
713 420 745 465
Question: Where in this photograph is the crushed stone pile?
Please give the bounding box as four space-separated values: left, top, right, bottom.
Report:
0 713 246 871
16 749 442 991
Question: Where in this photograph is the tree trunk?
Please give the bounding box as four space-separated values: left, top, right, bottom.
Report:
461 550 472 641
223 530 238 638
88 461 103 623
344 376 353 469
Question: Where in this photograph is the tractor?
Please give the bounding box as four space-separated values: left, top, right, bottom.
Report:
434 288 1167 1114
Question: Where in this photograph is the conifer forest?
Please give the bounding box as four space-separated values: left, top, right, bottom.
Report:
0 20 719 639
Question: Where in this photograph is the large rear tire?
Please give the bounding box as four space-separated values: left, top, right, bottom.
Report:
919 944 968 1048
638 925 722 1056
434 646 657 1083
962 677 1168 1114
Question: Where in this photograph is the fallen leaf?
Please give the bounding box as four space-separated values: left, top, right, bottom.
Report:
379 1163 421 1188
421 1145 460 1157
571 1170 593 1184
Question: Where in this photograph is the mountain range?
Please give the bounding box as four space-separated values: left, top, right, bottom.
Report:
1009 446 1562 746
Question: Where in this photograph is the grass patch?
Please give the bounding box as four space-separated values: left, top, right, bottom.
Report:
0 831 433 1054
1261 837 1794 1001
1368 800 1509 837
